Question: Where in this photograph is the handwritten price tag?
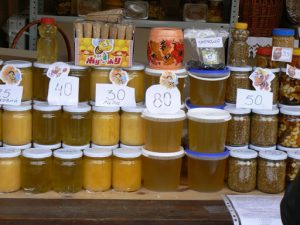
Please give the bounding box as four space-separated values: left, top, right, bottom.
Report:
196 37 223 48
0 85 23 105
146 85 181 114
272 47 293 62
236 89 273 110
95 84 136 107
47 76 79 105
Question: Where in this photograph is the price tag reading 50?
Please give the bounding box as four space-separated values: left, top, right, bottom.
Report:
236 89 273 110
146 85 181 114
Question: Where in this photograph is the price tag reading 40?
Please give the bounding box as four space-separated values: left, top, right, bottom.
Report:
236 89 273 110
146 85 181 114
48 76 79 105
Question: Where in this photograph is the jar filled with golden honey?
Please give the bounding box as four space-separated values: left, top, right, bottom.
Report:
68 63 90 103
113 148 142 192
0 148 21 193
92 106 120 146
124 63 145 103
4 60 33 102
142 148 184 191
62 104 92 146
187 108 231 153
121 106 145 146
33 62 51 101
33 103 61 146
3 104 32 146
186 149 229 192
21 148 52 193
53 149 83 194
83 148 112 192
142 110 186 152
90 67 112 101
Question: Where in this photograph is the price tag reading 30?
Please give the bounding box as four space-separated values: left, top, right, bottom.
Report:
0 85 23 105
146 85 181 114
236 89 273 110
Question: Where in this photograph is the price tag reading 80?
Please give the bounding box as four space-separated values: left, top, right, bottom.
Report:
146 85 181 114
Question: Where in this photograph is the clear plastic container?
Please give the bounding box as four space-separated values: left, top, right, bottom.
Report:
227 149 257 193
286 150 300 183
257 150 287 194
188 68 229 106
142 110 186 152
90 67 111 101
142 148 184 191
62 104 92 146
279 68 300 106
272 28 295 48
53 149 83 194
224 106 251 146
92 106 120 146
33 103 61 145
3 104 32 146
112 148 142 192
186 149 229 192
21 148 52 193
121 106 145 146
0 148 21 193
33 62 51 101
83 148 112 192
187 108 231 153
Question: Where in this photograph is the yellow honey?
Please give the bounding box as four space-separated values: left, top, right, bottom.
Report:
90 67 112 101
33 62 51 101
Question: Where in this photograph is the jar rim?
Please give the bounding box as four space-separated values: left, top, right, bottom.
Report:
142 147 184 160
4 60 32 68
33 102 61 111
224 105 251 115
84 148 112 158
3 104 32 111
185 149 229 160
22 148 52 159
230 149 258 159
259 150 287 160
54 149 83 159
92 106 120 113
280 106 300 116
187 108 231 122
113 148 141 158
0 147 21 158
142 109 186 121
63 103 91 113
91 143 119 150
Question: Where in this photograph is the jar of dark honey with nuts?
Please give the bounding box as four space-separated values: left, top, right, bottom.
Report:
279 68 300 106
286 150 300 183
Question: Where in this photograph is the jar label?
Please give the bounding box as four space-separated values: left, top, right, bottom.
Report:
271 47 293 63
286 64 300 80
159 71 178 89
249 68 274 92
0 65 22 85
196 37 223 48
47 62 70 79
109 68 129 86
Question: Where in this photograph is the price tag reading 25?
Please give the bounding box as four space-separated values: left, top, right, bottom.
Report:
236 89 273 110
146 85 181 114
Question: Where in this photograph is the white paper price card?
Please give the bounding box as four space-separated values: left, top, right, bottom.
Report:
0 85 23 105
47 76 79 105
95 84 136 107
272 47 293 62
236 89 273 110
196 37 223 48
146 84 181 114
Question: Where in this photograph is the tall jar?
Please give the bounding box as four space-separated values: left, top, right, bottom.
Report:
257 150 287 194
250 108 279 148
225 66 252 104
33 62 51 101
256 47 279 68
147 27 184 70
224 106 251 147
228 149 257 193
272 28 295 48
286 150 300 183
3 104 32 146
279 68 300 106
4 60 33 102
62 104 92 146
90 67 111 101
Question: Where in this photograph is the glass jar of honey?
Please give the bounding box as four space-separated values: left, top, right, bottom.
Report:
0 148 21 193
3 104 32 146
272 28 295 48
33 62 51 101
4 60 33 102
279 68 300 106
62 104 92 146
286 150 300 183
21 148 52 193
142 110 186 152
83 148 112 192
90 67 112 101
112 148 142 192
53 149 83 194
187 108 231 153
92 106 120 146
121 106 145 146
123 63 145 103
33 103 61 146
255 47 279 68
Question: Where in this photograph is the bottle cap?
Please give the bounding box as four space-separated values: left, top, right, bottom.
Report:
256 47 272 56
235 23 248 30
40 17 55 25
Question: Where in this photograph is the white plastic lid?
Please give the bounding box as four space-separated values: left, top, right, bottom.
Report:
33 102 61 111
22 100 33 106
249 144 276 151
84 148 112 158
122 105 145 113
113 148 142 158
230 149 258 159
279 104 300 109
93 66 112 70
33 62 51 69
142 109 186 122
145 67 188 78
281 68 286 73
33 143 61 150
33 100 47 105
287 150 300 160
277 145 300 152
252 107 279 115
120 144 143 150
54 149 83 159
123 63 145 71
187 108 232 123
92 106 120 113
3 143 32 150
226 145 249 151
22 148 52 159
224 105 251 115
4 60 32 68
259 150 287 161
0 148 21 158
63 103 91 113
3 104 32 111
142 147 184 160
62 143 90 150
91 143 119 150
227 66 252 72
189 72 230 81
67 62 87 70
280 107 300 116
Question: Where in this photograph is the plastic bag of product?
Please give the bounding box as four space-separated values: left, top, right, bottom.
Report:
184 28 229 69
